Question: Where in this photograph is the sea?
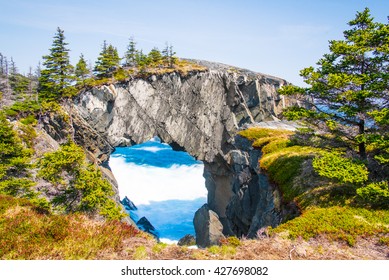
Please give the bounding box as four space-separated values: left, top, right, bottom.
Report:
109 137 207 243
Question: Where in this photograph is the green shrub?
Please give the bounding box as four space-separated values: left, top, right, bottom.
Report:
312 152 368 185
357 181 389 208
37 141 125 220
4 100 41 117
113 68 129 82
20 115 37 126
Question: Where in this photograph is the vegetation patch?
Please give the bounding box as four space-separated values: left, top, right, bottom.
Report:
0 195 139 259
271 206 389 246
239 127 389 247
37 141 125 220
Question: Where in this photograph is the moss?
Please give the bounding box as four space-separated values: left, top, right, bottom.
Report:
271 206 389 246
260 146 320 202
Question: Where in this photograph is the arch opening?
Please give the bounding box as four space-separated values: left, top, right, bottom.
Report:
108 136 207 243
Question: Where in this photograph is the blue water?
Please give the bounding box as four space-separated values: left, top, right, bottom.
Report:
109 137 207 242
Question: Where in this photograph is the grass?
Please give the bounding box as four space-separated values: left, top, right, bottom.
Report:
0 195 140 259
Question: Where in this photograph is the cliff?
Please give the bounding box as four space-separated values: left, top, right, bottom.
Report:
63 62 304 239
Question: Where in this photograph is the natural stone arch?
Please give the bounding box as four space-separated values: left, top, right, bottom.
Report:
71 64 301 237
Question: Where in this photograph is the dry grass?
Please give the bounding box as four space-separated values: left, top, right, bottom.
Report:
1 194 388 260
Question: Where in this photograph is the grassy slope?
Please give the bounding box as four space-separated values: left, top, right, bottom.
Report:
238 127 389 248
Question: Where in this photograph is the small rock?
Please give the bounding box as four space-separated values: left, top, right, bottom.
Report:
177 234 196 246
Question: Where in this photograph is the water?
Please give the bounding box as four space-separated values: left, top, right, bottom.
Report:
109 137 207 243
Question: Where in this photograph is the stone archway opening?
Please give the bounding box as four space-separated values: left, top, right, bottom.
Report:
108 136 207 243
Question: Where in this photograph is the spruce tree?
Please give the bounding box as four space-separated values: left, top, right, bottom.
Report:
279 8 389 162
123 37 138 67
75 54 90 82
148 47 162 66
94 41 120 77
38 27 75 100
162 42 177 68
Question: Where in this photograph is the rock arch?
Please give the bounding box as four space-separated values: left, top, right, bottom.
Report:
71 65 301 237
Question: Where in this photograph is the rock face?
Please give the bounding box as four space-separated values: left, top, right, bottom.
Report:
193 204 224 248
69 62 304 243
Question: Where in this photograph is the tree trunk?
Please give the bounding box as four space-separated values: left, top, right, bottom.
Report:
358 120 367 160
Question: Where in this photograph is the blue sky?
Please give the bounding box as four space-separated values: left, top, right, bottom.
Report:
0 0 388 86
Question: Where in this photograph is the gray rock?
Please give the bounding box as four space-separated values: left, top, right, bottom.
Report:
177 234 196 246
194 204 225 248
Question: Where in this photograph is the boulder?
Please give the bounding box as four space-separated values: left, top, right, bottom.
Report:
177 234 196 246
194 204 224 248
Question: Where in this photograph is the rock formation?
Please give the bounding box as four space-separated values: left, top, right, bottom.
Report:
193 204 224 248
65 61 304 244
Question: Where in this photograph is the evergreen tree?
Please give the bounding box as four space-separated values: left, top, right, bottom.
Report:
38 27 75 100
123 37 138 67
162 43 177 68
135 50 148 68
279 8 389 162
148 47 162 66
94 41 120 77
0 53 4 76
75 54 90 82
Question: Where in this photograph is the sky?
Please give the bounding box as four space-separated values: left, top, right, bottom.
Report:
0 0 388 86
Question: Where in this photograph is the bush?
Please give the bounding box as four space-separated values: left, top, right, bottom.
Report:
4 100 41 117
20 115 37 126
312 152 368 185
37 141 125 220
357 181 389 208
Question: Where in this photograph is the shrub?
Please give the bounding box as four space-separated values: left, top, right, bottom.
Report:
312 152 368 185
37 141 125 220
4 100 41 117
20 115 37 126
357 181 389 208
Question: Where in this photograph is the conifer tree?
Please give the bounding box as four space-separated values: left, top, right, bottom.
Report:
94 41 120 77
279 8 389 162
162 42 177 68
38 27 75 100
75 54 90 82
123 37 138 67
148 47 162 66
